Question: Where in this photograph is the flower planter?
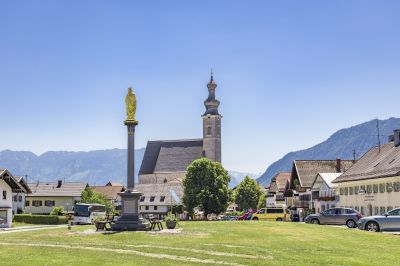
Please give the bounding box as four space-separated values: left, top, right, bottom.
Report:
166 220 177 229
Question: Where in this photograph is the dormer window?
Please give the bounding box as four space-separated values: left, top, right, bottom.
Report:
150 196 155 202
160 196 165 202
140 196 145 202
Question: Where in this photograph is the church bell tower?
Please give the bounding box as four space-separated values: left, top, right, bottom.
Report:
202 71 222 163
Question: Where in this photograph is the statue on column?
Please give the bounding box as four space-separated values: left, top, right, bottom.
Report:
125 87 137 122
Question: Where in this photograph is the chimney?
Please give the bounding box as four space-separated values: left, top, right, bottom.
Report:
57 180 62 188
394 129 400 147
336 158 342 172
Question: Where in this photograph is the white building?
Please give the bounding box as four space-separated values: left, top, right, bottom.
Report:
0 169 26 228
310 173 341 213
333 130 400 216
12 176 31 214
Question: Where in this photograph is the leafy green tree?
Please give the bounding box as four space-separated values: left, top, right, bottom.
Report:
183 158 230 218
50 206 65 216
235 176 262 211
257 192 267 209
80 187 115 214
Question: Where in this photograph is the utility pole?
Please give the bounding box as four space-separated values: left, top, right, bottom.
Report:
353 149 356 162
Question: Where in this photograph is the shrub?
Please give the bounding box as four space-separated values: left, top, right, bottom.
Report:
50 206 65 216
13 214 67 225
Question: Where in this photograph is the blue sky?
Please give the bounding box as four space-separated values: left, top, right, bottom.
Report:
1 1 400 173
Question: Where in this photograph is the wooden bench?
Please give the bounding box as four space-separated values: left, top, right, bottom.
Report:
148 215 163 231
95 215 115 231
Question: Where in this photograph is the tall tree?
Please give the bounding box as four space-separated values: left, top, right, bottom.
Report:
183 158 230 217
235 176 262 211
80 187 115 214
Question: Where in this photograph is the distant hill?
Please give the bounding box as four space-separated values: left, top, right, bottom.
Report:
0 149 145 185
257 117 400 186
0 148 257 187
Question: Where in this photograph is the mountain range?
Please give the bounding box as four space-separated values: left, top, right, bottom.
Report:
256 117 400 186
0 148 256 187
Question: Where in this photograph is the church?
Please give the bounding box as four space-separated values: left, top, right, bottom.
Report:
136 74 222 216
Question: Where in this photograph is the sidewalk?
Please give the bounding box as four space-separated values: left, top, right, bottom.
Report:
0 224 67 234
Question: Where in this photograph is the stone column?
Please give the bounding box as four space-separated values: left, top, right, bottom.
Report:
111 118 150 231
126 122 137 191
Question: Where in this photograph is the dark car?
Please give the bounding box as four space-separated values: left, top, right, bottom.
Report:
358 208 400 232
304 207 362 228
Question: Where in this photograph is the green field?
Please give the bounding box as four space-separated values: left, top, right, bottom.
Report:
0 221 399 265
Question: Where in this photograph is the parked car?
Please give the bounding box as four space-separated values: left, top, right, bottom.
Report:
237 210 256 220
252 206 288 221
304 207 361 228
358 208 400 232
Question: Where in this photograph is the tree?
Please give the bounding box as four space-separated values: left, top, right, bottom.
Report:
50 206 65 216
257 192 267 209
235 176 262 211
183 158 230 218
80 187 115 214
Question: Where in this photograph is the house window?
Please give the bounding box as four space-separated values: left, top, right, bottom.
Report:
140 196 145 202
160 196 165 202
2 191 6 200
163 178 167 184
45 200 55 207
207 127 212 135
145 206 149 211
150 196 155 202
13 195 18 202
25 201 30 207
154 206 158 211
32 200 42 207
18 195 22 202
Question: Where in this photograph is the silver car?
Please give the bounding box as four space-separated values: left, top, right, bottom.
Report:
358 208 400 232
305 208 362 228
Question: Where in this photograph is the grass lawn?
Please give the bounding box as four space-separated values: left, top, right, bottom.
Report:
0 221 399 265
11 222 38 228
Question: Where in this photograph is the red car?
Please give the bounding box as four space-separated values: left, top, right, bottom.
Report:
237 210 257 220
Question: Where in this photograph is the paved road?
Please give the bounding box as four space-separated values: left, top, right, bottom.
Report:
0 224 67 234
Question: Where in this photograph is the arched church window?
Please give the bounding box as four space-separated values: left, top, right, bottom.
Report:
163 178 167 183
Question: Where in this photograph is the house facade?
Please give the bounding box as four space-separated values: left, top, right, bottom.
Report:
26 180 87 214
12 176 31 214
333 130 400 216
266 172 291 206
310 173 341 213
0 169 26 228
137 74 222 217
285 159 355 218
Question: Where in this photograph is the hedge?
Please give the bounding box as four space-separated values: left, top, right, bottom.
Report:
13 214 67 225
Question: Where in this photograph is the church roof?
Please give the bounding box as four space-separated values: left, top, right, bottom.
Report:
139 139 204 175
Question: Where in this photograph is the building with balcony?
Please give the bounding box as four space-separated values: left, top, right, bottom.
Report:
310 173 341 213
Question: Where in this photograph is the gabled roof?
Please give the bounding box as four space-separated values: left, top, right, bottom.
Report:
14 176 32 194
333 142 400 183
311 173 342 189
139 139 203 175
0 169 25 192
28 181 88 197
292 160 355 188
275 172 291 192
91 185 125 200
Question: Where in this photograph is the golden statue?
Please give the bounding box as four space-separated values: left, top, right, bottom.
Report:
125 87 137 121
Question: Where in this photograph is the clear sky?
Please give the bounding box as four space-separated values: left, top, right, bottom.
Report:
1 1 400 174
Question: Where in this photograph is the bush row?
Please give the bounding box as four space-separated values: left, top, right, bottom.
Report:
13 214 67 225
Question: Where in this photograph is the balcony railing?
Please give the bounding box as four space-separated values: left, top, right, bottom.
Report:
318 196 336 202
292 200 309 208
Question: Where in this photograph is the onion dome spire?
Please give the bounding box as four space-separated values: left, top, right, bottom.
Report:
203 69 220 116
